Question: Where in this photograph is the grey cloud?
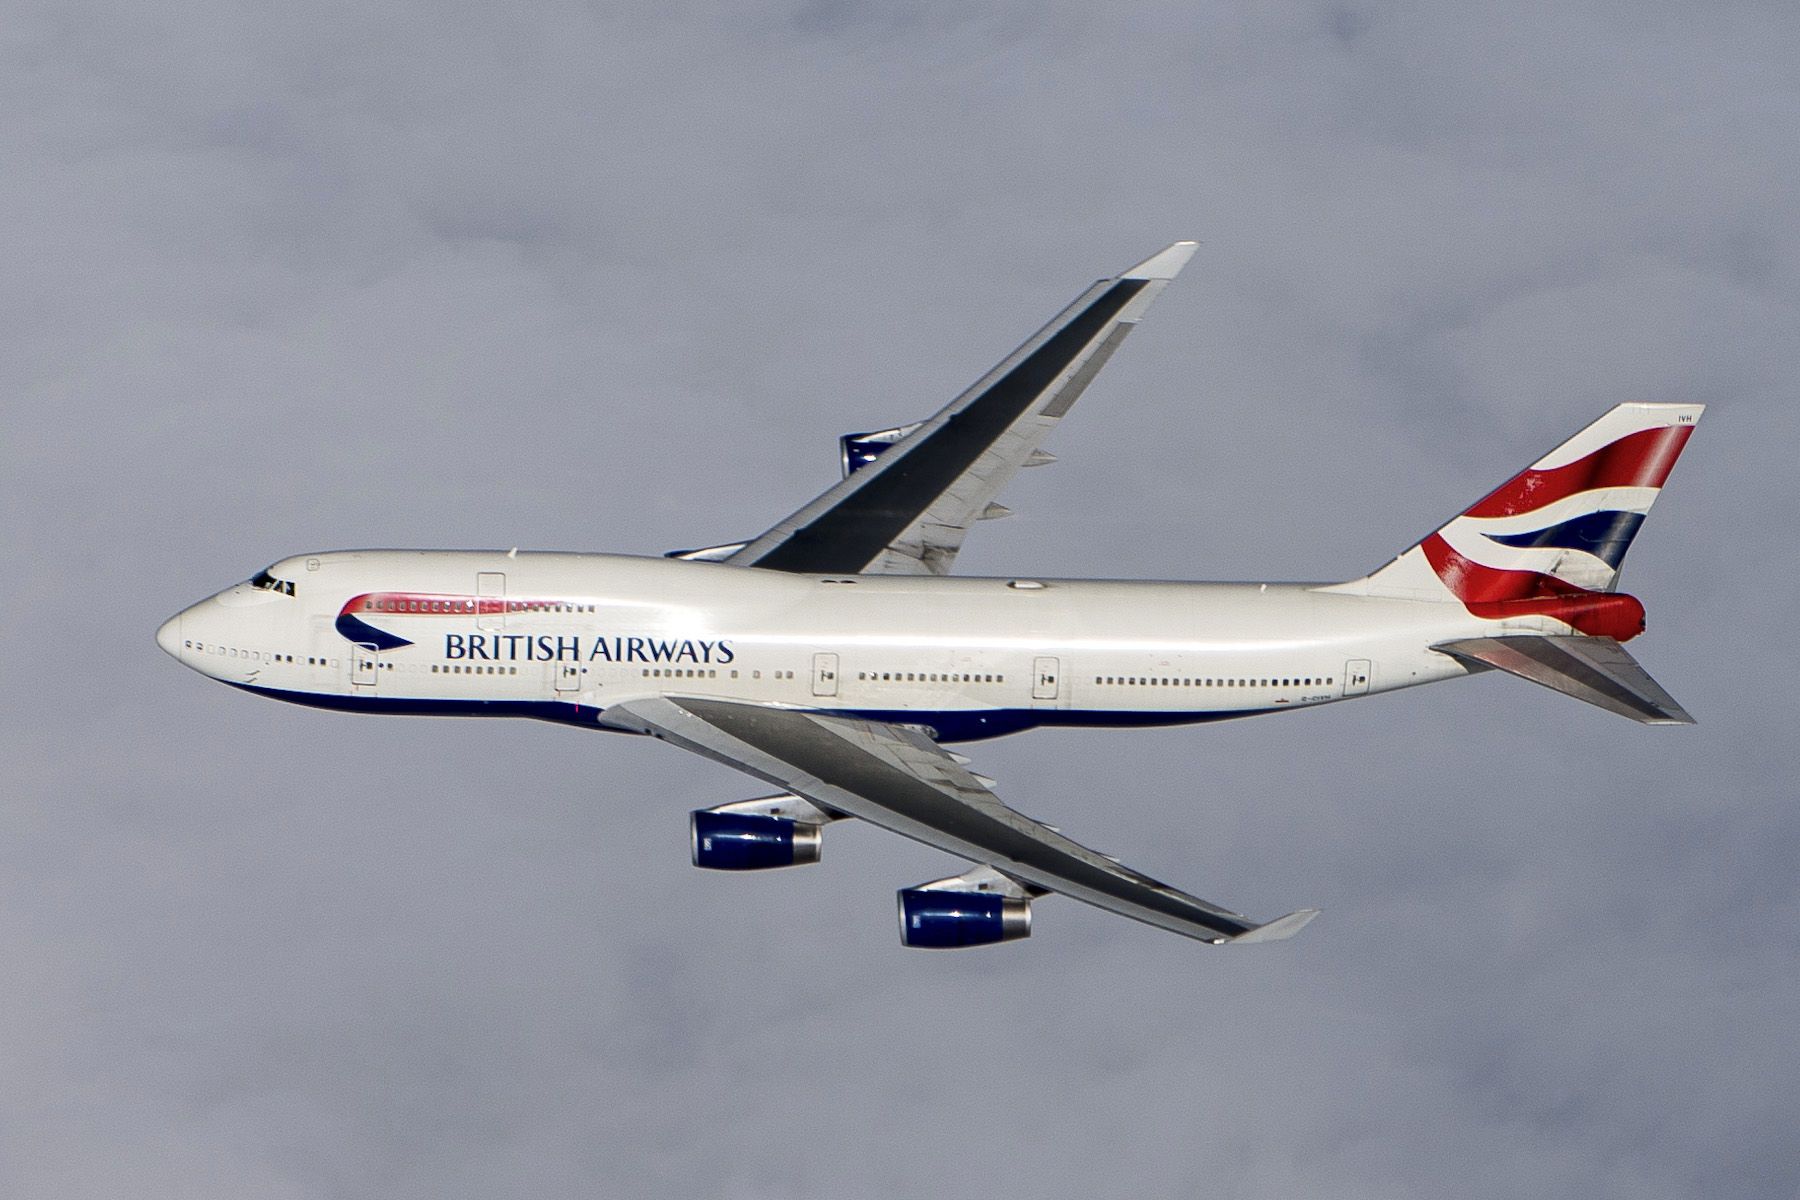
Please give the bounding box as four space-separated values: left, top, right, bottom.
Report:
4 1 1797 1196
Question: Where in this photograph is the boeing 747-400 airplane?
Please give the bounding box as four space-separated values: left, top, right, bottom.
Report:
158 243 1701 948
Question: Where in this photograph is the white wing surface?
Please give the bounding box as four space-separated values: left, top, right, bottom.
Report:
724 242 1197 576
602 695 1317 945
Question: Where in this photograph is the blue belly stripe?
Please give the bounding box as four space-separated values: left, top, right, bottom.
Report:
225 682 1273 742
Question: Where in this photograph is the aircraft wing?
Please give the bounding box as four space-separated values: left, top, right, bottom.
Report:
601 695 1317 945
721 242 1197 576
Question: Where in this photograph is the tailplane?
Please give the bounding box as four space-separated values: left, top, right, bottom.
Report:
1435 635 1694 724
1331 403 1702 641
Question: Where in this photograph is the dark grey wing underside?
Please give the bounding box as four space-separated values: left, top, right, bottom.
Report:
725 243 1197 576
602 695 1318 945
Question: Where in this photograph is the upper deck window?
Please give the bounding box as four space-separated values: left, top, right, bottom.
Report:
250 569 296 597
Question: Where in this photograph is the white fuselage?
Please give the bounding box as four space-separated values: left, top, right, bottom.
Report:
157 550 1501 741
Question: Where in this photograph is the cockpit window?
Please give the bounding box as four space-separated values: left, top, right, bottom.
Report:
250 569 296 597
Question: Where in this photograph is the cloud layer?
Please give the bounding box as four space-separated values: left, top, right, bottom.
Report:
5 3 1798 1196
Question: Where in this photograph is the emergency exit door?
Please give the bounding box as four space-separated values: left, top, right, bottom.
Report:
1032 656 1060 700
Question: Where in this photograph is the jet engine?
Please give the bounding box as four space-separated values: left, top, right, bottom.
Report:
840 423 922 477
897 867 1033 948
689 795 836 870
840 422 1054 479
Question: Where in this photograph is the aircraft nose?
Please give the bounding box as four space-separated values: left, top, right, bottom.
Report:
156 612 183 661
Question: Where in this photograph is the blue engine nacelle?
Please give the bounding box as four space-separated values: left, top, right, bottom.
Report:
690 810 822 870
897 888 1032 949
839 422 922 477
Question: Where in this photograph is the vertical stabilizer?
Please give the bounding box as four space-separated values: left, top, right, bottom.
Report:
1329 404 1702 640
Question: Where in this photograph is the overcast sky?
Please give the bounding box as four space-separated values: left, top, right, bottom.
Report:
4 2 1799 1196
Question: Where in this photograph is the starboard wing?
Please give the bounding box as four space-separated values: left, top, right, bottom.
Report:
722 243 1197 576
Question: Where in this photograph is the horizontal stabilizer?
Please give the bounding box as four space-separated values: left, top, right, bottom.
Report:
1435 635 1695 725
1230 908 1321 944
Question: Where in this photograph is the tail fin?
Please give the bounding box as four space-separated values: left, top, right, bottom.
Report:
1332 404 1703 640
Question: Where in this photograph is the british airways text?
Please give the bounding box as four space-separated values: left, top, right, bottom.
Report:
444 634 735 664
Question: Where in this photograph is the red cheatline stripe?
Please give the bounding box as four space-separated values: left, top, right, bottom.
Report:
339 593 581 617
1462 425 1694 518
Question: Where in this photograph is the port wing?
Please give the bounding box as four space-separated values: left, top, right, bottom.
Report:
602 695 1316 945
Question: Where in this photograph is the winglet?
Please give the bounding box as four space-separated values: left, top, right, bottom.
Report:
1121 240 1198 281
1229 908 1321 944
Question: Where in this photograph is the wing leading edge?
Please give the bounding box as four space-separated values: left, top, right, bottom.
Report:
724 242 1198 576
602 695 1316 945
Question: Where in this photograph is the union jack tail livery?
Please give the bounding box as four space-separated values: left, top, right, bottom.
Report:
1344 403 1703 642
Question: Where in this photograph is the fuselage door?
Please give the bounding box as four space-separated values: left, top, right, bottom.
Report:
554 662 583 694
1032 656 1060 701
812 652 839 698
477 572 506 632
1343 659 1371 696
352 643 378 688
